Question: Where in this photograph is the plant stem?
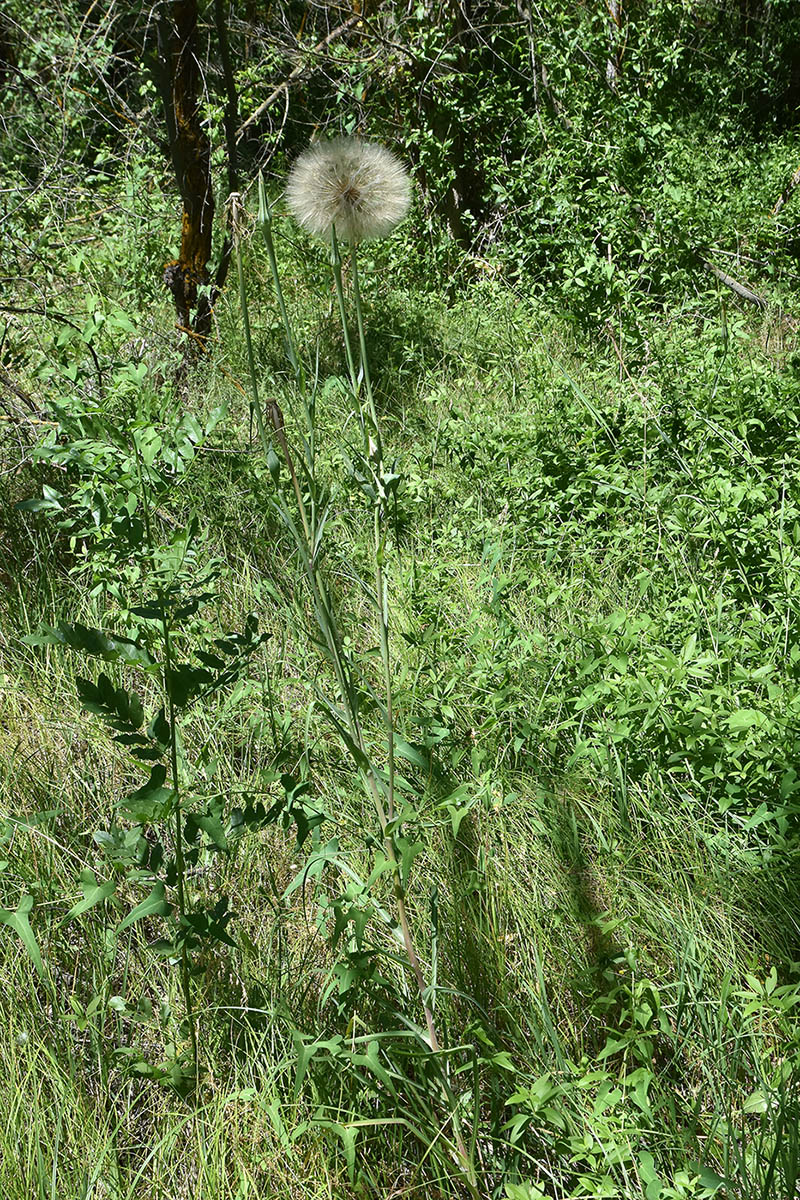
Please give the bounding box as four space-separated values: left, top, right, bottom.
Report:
233 223 349 725
258 174 301 385
350 245 382 455
350 246 393 819
349 239 475 1174
136 448 198 1076
247 217 472 1178
330 227 360 396
234 237 271 459
235 220 315 549
337 238 444 1056
161 614 199 1074
258 180 318 535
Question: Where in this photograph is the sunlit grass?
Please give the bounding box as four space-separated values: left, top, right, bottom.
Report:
2 175 800 1198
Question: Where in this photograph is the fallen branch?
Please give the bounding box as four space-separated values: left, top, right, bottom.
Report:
175 323 212 350
701 258 766 309
236 16 360 143
539 60 574 131
772 163 800 218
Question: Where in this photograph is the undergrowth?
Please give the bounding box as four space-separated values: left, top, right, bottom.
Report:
2 2 800 1196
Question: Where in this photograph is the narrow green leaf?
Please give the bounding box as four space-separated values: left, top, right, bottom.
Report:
0 894 45 980
116 882 172 933
395 837 424 890
391 735 430 771
64 869 117 922
17 496 62 513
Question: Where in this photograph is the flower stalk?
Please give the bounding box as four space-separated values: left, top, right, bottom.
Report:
237 145 476 1181
135 455 199 1078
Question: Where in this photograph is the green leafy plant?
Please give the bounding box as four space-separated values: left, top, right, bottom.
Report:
16 370 276 1086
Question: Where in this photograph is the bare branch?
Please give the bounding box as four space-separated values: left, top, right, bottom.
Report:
772 163 800 218
702 258 766 309
236 15 360 143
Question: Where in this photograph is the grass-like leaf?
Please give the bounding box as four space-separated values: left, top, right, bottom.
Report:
0 895 45 981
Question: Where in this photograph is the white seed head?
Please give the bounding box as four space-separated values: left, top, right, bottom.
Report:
285 136 411 243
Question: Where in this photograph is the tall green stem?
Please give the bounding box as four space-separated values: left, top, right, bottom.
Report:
330 227 360 396
342 238 477 1177
233 231 272 464
258 174 301 386
255 186 317 536
238 213 471 1173
350 246 382 456
136 457 198 1076
331 233 442 1053
162 614 199 1073
350 246 393 818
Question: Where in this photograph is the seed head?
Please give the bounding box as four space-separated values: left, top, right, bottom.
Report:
285 137 411 243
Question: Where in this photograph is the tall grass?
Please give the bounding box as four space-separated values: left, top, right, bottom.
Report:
2 164 800 1198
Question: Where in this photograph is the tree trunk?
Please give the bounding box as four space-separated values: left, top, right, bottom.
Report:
192 0 241 339
0 15 16 91
157 0 215 335
605 0 623 92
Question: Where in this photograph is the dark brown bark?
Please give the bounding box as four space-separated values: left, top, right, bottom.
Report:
702 257 766 309
158 0 215 335
192 0 242 339
0 16 15 91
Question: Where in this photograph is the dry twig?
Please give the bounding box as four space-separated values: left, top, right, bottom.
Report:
236 16 361 142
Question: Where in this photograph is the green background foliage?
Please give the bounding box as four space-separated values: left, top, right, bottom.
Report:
2 0 800 1197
